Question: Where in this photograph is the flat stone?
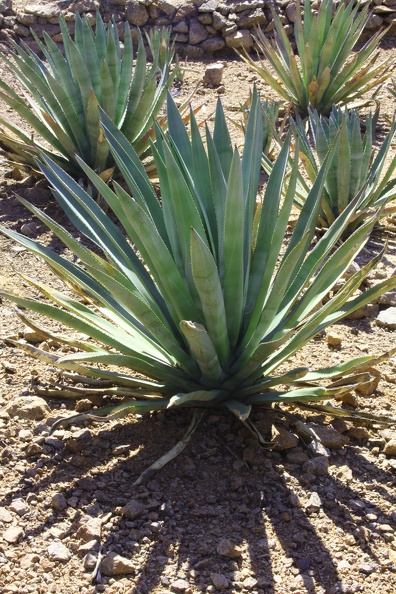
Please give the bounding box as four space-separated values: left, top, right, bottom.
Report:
100 552 134 576
4 396 50 420
47 541 71 562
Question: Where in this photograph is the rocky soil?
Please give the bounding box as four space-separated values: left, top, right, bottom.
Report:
1 15 396 594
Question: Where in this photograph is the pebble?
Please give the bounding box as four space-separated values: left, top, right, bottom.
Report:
83 552 98 570
47 541 71 562
359 562 378 574
216 538 243 558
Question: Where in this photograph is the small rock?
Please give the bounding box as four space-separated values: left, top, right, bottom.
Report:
20 223 36 237
333 465 353 481
286 2 298 22
83 552 97 570
305 492 322 513
303 456 329 476
51 493 67 512
308 425 349 449
272 425 299 450
296 558 310 571
126 0 149 26
243 576 258 590
217 538 243 558
327 331 342 347
189 18 208 44
4 396 50 420
203 63 224 86
210 572 229 590
347 427 371 441
377 307 396 329
122 500 146 520
3 525 24 544
47 541 71 562
359 562 378 574
384 439 396 456
0 507 13 522
225 29 254 49
76 516 102 542
100 552 134 576
170 578 190 593
19 553 40 569
355 368 380 395
9 499 29 516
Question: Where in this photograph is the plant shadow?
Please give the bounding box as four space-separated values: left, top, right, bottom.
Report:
1 405 396 594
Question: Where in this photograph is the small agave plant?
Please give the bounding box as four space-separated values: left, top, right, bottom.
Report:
1 90 396 483
239 0 393 117
0 12 179 180
292 106 396 232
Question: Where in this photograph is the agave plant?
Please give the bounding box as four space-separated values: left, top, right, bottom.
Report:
0 12 179 180
239 0 392 117
292 105 396 231
235 95 281 159
1 90 396 482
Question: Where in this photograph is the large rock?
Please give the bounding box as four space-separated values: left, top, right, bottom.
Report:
4 396 50 420
24 4 61 18
76 516 102 542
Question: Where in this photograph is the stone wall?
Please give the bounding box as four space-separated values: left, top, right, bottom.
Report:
0 0 395 57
